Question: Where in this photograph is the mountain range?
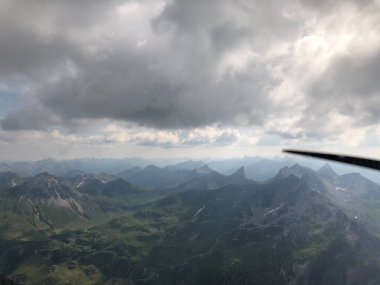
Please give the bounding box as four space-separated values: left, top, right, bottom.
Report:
4 156 380 184
1 163 380 284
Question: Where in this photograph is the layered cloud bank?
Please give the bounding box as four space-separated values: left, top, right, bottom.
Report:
0 0 380 159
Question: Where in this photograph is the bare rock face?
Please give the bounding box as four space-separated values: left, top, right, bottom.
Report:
12 173 74 200
9 173 83 213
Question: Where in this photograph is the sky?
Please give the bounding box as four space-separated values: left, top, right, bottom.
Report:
1 0 380 160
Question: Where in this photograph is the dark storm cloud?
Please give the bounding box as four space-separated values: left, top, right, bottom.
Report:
153 0 299 49
0 0 379 139
0 0 297 131
0 0 123 80
37 58 275 129
1 106 58 131
300 0 371 10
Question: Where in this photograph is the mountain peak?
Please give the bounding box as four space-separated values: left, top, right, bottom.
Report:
318 163 338 180
226 166 249 185
166 160 206 171
276 164 313 179
33 172 60 185
290 163 303 171
144 165 162 171
275 164 327 193
229 166 246 180
194 165 213 174
12 172 75 202
277 164 311 178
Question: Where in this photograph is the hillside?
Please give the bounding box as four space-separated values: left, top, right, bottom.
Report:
1 164 380 284
0 165 380 284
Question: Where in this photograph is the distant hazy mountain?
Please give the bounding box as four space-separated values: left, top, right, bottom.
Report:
3 155 380 184
0 157 175 176
244 158 287 181
165 160 206 171
178 166 253 190
206 156 263 174
117 165 213 189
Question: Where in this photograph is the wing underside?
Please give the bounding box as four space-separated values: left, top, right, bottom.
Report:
283 149 380 171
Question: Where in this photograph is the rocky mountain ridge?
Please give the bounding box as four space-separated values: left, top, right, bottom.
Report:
1 163 380 284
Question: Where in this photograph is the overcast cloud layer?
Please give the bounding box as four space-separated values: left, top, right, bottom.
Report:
1 0 380 160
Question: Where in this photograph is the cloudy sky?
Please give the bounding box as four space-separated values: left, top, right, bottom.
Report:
1 0 380 160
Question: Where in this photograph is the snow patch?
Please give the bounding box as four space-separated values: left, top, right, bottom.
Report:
193 205 206 217
336 187 347 192
264 203 284 216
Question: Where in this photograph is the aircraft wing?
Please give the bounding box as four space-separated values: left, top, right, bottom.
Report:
283 149 380 171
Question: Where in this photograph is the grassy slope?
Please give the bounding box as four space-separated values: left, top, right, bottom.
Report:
2 179 380 284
